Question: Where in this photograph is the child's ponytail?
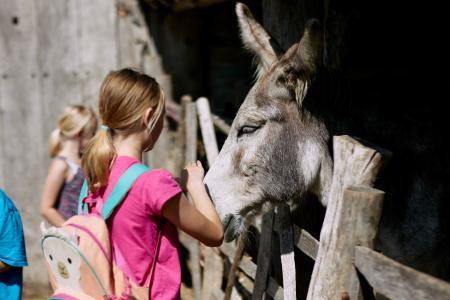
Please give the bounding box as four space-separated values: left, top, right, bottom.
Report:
48 105 97 158
48 129 62 157
81 128 116 192
82 68 164 192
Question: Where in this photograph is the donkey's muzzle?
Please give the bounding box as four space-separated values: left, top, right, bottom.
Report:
222 214 244 242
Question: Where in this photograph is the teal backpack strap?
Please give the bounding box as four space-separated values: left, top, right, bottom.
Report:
101 163 150 220
78 180 89 215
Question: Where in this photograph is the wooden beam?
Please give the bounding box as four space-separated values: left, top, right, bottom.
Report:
183 97 201 300
166 98 230 134
211 113 231 134
224 235 247 300
266 277 284 300
196 97 219 165
355 246 450 300
307 135 386 300
293 226 319 260
276 204 296 300
252 209 275 299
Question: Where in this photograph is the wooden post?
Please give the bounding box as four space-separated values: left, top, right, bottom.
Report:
224 235 247 300
196 97 219 165
252 210 275 300
307 135 386 300
178 95 192 173
355 246 450 300
184 97 201 300
276 204 296 300
195 97 224 299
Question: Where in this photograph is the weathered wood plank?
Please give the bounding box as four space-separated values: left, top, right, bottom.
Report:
159 98 230 134
266 277 284 300
183 98 201 300
211 113 231 135
276 204 296 300
225 235 247 300
355 246 450 300
292 225 319 260
220 241 238 258
196 96 223 299
238 271 255 294
196 97 219 165
200 249 224 297
307 136 386 300
252 209 275 299
201 247 224 299
212 288 225 300
185 101 197 164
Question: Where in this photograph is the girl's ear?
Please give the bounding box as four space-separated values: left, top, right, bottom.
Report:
143 107 155 128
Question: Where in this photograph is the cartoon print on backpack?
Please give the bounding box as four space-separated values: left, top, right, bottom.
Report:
40 222 82 291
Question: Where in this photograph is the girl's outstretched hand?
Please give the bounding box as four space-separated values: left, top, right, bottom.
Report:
180 160 205 193
163 159 224 247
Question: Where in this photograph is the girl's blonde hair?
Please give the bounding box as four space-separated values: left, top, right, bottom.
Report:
48 105 97 157
82 68 165 192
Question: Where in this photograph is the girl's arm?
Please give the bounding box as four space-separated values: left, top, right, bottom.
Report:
162 161 224 247
39 159 67 226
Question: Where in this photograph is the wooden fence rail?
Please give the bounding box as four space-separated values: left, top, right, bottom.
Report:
172 96 450 300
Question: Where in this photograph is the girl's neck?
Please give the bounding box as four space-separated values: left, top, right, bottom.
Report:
112 132 144 161
59 139 81 162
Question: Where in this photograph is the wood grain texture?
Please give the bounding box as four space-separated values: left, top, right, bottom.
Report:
196 97 219 166
253 210 275 299
307 135 386 300
292 225 319 260
183 98 201 300
276 204 296 300
355 246 450 300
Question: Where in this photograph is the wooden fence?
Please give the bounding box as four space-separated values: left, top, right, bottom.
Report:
168 96 450 300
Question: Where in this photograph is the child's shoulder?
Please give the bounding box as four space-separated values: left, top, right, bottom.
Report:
138 168 179 189
48 157 69 172
143 168 176 181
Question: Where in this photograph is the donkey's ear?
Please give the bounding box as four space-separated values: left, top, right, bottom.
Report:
287 19 323 73
236 3 277 77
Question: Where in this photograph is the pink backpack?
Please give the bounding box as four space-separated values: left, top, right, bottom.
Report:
41 163 161 300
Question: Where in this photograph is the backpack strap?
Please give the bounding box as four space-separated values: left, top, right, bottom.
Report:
101 163 150 220
78 180 89 215
77 163 150 218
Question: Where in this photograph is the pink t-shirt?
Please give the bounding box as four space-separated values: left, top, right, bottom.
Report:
95 156 182 300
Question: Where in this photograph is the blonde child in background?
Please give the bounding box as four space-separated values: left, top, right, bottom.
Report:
40 105 97 226
81 68 223 299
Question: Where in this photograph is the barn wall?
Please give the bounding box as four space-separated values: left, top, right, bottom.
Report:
142 0 259 120
0 0 170 295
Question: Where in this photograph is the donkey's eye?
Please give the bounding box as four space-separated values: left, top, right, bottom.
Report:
67 258 72 264
238 126 259 137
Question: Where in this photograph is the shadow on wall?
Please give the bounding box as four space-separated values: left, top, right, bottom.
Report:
139 0 261 121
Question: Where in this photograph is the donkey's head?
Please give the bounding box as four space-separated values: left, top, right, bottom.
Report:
204 3 335 242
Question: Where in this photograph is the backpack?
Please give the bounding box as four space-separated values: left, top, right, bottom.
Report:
40 163 161 300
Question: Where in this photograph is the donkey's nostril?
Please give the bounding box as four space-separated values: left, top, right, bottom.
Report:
222 214 234 230
222 214 244 242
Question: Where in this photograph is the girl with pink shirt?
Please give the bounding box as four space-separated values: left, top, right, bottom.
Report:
81 68 224 299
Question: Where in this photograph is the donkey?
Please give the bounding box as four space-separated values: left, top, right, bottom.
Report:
204 3 450 281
